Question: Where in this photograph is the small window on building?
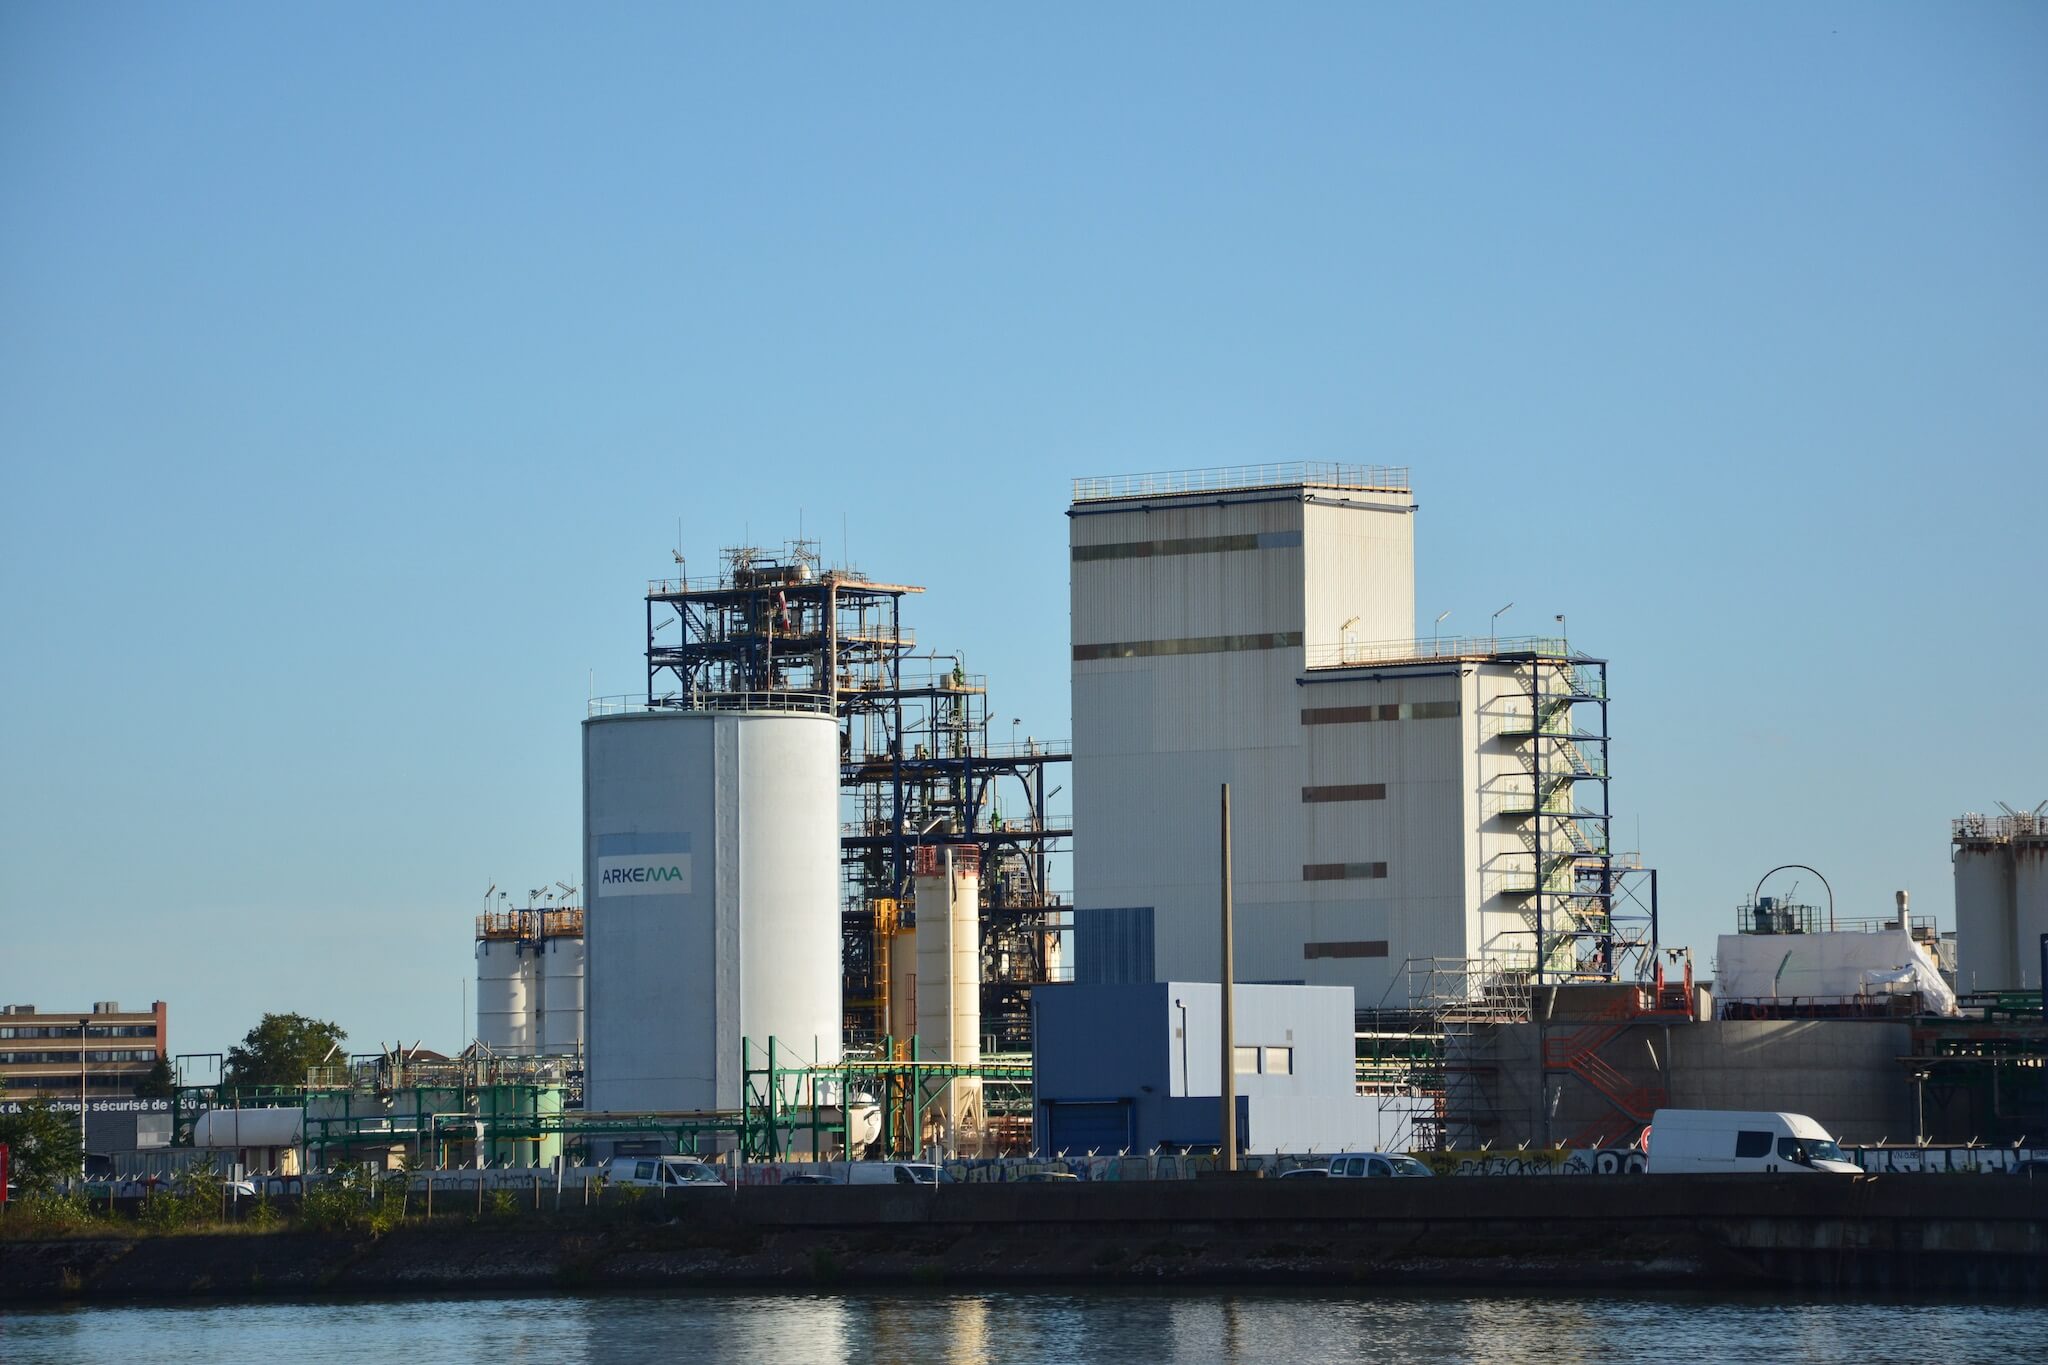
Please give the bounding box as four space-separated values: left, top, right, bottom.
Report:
1262 1047 1293 1076
1735 1130 1773 1159
1233 1046 1259 1075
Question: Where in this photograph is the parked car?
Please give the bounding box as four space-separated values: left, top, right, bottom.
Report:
775 1173 838 1185
1643 1110 1860 1174
600 1156 728 1189
1326 1152 1434 1178
1277 1166 1331 1179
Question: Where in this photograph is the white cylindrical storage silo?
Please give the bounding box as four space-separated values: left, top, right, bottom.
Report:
476 938 533 1054
2015 837 2048 991
584 707 842 1115
915 845 982 1147
537 935 586 1056
1953 842 2016 993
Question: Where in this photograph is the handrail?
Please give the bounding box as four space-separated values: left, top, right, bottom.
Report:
1953 810 2048 840
590 691 835 717
1072 462 1409 502
1305 635 1571 669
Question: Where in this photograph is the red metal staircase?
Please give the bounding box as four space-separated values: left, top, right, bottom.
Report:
1540 986 1671 1146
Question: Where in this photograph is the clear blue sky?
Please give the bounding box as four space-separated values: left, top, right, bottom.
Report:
4 5 2042 1060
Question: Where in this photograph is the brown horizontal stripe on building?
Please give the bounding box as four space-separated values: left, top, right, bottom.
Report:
1302 783 1386 803
1302 861 1388 881
1304 940 1389 960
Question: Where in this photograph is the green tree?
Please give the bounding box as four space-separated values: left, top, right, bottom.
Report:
133 1057 176 1099
0 1097 85 1192
222 1013 347 1090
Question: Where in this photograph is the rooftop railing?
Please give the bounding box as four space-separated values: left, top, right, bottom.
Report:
589 691 836 717
646 566 912 596
1304 635 1570 670
1953 811 2048 841
1072 461 1409 503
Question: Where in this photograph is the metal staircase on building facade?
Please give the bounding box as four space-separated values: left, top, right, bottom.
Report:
1490 651 1640 983
1543 958 1696 1148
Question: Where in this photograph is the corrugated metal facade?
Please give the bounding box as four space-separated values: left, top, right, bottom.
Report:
582 710 842 1114
1071 480 1462 1006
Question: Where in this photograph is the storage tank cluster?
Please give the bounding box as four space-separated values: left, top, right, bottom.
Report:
582 705 842 1115
1952 806 2048 992
475 908 586 1057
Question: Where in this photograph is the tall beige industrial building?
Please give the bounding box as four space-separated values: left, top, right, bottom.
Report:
1069 464 1630 1006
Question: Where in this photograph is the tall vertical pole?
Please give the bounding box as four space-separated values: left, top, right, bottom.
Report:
1220 784 1237 1171
79 1016 89 1176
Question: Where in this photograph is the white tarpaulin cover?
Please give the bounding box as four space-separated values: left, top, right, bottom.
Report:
1714 930 1958 1016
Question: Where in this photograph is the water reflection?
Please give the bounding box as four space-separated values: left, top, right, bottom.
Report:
3 1289 2042 1365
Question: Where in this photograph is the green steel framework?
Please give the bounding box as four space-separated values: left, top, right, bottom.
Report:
173 1038 1035 1167
742 1036 1035 1161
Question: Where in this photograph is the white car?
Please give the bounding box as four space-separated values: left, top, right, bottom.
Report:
1325 1152 1434 1178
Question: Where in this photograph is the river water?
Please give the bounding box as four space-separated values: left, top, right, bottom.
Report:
3 1289 2039 1363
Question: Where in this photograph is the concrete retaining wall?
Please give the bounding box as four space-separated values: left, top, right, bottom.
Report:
1472 1019 1918 1147
4 1174 2042 1299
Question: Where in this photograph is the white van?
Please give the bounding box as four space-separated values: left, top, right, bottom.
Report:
1643 1109 1860 1174
845 1161 949 1185
601 1156 728 1189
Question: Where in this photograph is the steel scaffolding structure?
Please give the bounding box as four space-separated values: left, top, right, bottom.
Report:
640 541 1071 1051
1494 651 1658 984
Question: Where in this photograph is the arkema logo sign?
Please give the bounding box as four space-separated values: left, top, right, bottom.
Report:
597 853 692 897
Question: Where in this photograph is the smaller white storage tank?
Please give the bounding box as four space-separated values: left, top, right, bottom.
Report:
537 935 587 1056
2016 838 2048 990
1953 840 2016 993
915 844 983 1146
476 938 534 1054
191 1108 304 1148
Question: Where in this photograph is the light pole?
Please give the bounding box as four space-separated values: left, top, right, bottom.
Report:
1555 613 1567 650
78 1016 89 1176
1490 602 1514 650
1433 610 1451 654
1220 784 1236 1172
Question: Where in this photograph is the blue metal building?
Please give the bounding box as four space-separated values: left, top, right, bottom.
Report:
1031 981 1383 1154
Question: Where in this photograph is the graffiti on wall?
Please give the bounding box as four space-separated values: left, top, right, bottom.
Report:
728 1144 2043 1184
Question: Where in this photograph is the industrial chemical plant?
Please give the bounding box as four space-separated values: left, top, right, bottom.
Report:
150 463 2043 1177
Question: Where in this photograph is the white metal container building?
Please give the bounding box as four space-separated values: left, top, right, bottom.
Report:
1952 807 2048 992
583 706 842 1114
1069 464 1631 1008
